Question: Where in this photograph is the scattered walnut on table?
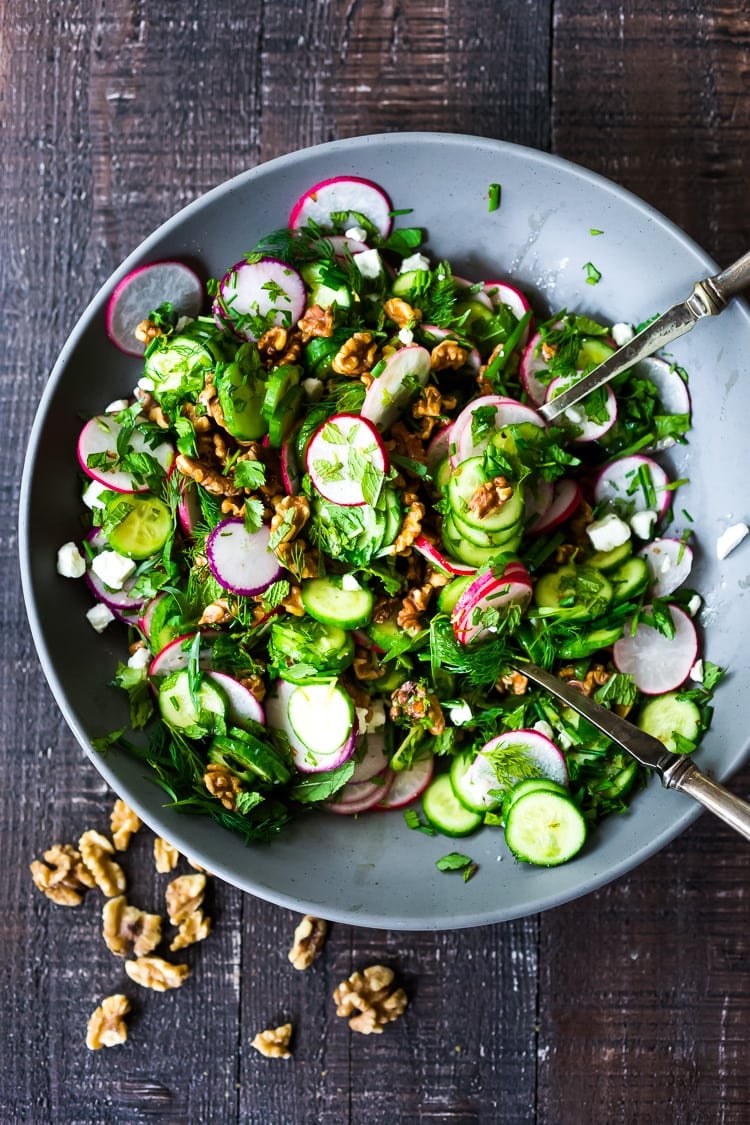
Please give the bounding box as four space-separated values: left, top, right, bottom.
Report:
251 1023 293 1059
29 843 96 907
288 915 328 970
165 873 207 926
78 830 127 898
102 895 162 958
86 994 132 1050
125 956 191 992
110 799 141 852
154 837 180 874
170 909 211 952
333 965 408 1035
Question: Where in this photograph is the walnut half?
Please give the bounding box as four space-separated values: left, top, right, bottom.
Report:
125 956 191 992
78 830 127 898
333 965 408 1035
102 895 162 958
288 915 328 970
165 873 206 926
86 994 131 1050
251 1023 293 1059
30 843 95 907
110 799 142 852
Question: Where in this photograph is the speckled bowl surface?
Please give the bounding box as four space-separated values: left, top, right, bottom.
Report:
19 133 750 929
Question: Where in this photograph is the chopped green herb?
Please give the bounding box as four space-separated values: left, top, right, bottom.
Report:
583 262 602 286
488 183 501 212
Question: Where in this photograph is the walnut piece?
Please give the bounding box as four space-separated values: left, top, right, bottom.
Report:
154 837 179 874
197 598 236 627
257 326 303 368
270 493 310 545
251 1023 293 1059
165 873 207 926
332 332 378 376
30 843 95 907
397 581 433 634
174 452 241 497
391 500 426 557
383 297 421 329
430 338 468 371
498 671 529 696
333 965 408 1035
110 799 141 852
86 994 131 1050
288 915 328 970
79 830 127 898
134 319 163 346
203 762 242 811
102 895 162 958
125 956 191 992
390 680 445 736
298 303 333 340
468 476 513 519
411 384 458 439
170 909 211 952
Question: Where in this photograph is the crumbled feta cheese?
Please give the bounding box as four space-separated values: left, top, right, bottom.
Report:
557 729 574 751
127 647 152 671
611 322 635 347
91 550 136 591
659 554 673 574
653 436 676 451
175 315 192 333
340 574 361 592
353 248 383 279
398 327 414 346
301 377 324 402
716 522 749 560
104 398 129 414
564 406 584 425
365 699 386 733
630 509 658 540
533 720 555 741
586 512 631 553
56 541 86 579
447 700 473 726
355 706 369 733
82 479 109 510
399 252 431 274
137 376 155 393
687 593 702 617
690 659 705 683
345 226 368 243
86 603 116 633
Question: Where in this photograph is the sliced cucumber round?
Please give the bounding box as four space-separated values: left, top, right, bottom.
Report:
501 778 569 822
448 457 524 533
287 681 354 758
610 556 650 604
107 494 172 559
534 564 613 621
158 669 227 734
301 576 375 629
637 691 701 753
437 574 475 615
422 773 484 837
557 623 625 660
504 790 587 866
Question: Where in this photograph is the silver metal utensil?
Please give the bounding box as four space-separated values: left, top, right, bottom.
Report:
539 250 750 423
519 660 750 842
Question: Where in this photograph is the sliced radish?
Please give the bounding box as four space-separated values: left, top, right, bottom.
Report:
631 356 691 417
325 768 394 814
289 176 393 239
213 258 306 342
420 325 481 372
451 395 545 465
306 413 389 506
280 434 301 496
452 562 533 644
77 415 175 494
481 729 568 787
375 755 435 809
523 478 554 525
482 280 533 346
527 479 582 535
520 330 554 406
323 233 371 257
350 732 390 784
594 455 672 519
453 277 494 311
149 632 215 678
360 346 431 432
426 424 453 472
545 376 618 443
205 671 265 727
138 593 166 641
638 538 694 598
177 480 202 538
265 679 357 773
85 569 145 620
206 519 283 597
413 536 477 576
105 261 203 357
613 604 698 694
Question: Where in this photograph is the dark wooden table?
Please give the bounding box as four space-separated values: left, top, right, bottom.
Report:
3 2 750 1122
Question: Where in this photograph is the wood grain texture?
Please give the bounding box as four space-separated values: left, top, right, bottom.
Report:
2 0 750 1121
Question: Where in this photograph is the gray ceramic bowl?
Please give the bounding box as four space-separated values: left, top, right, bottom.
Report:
20 133 750 930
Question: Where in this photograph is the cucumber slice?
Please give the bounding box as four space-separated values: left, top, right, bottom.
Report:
216 360 267 441
578 337 615 369
300 261 352 310
222 726 291 784
504 791 587 866
422 773 484 837
262 364 302 421
448 457 525 533
610 556 649 604
287 681 354 758
442 515 522 567
303 337 340 378
637 691 701 752
381 487 404 550
501 778 569 821
391 268 428 298
587 541 632 573
437 574 475 614
268 384 304 448
269 618 355 680
106 494 172 559
533 564 613 621
158 669 226 735
450 751 502 814
557 623 625 660
301 576 375 629
451 508 523 549
433 457 452 492
367 613 403 651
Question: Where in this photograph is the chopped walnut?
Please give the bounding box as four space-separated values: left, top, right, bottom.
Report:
555 543 582 565
390 680 445 735
257 325 302 367
125 956 191 992
154 837 179 874
468 476 513 519
298 303 333 340
30 843 95 907
102 895 162 958
203 762 243 811
397 581 433 633
110 799 142 852
383 297 421 329
392 500 426 557
430 338 468 371
498 671 529 696
143 401 171 429
79 830 126 898
288 915 328 970
568 499 594 546
86 994 131 1050
372 596 402 624
175 452 241 497
279 582 306 616
332 332 378 376
170 908 211 951
388 421 426 463
180 401 213 434
541 340 557 361
411 384 458 440
333 965 408 1035
134 319 163 346
352 647 385 681
198 598 236 627
165 873 206 926
582 665 610 696
251 1023 293 1059
271 494 310 544
238 672 267 703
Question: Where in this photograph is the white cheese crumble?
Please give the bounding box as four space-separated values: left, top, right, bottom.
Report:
353 248 383 279
301 377 324 402
91 550 136 591
399 252 431 274
586 512 631 553
175 315 192 333
104 398 129 414
716 522 749 560
137 376 155 393
365 699 386 733
340 574 361 592
398 327 414 346
630 509 658 540
127 647 152 671
690 659 705 683
345 226 368 243
687 593 702 617
447 700 473 726
82 479 109 510
86 603 115 633
611 322 635 347
56 541 86 579
533 720 555 741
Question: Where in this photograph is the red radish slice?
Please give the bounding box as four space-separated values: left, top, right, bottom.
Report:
632 356 691 417
638 538 694 598
280 435 301 496
481 729 568 787
482 280 533 346
324 233 371 256
524 478 554 525
413 536 477 576
105 261 203 357
350 732 390 784
206 519 283 597
613 604 698 694
545 376 618 443
375 755 435 809
138 593 166 640
520 330 554 406
360 345 431 431
289 176 393 239
149 632 215 678
177 480 202 538
426 424 453 472
451 395 545 465
453 277 494 311
306 413 388 506
213 258 306 342
527 479 582 535
325 768 394 814
77 415 175 494
594 455 672 518
205 671 265 726
452 562 533 644
421 325 481 372
84 568 145 619
265 679 358 774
